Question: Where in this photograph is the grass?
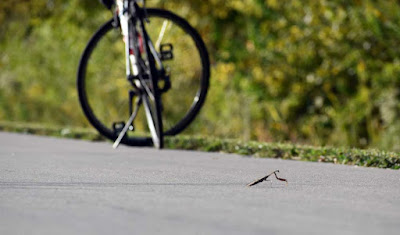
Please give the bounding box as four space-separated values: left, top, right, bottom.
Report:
1 120 399 170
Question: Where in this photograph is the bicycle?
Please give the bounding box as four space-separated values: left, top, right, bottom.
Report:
77 0 210 149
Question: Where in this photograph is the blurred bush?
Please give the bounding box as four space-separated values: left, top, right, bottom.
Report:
1 0 400 151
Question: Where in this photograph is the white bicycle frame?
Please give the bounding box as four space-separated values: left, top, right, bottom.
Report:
116 0 139 77
113 0 163 149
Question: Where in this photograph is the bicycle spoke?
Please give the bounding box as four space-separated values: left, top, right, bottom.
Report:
155 20 170 49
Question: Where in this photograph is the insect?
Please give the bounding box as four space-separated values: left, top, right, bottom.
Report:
247 170 288 187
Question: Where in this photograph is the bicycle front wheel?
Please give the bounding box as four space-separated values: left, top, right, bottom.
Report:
77 9 209 146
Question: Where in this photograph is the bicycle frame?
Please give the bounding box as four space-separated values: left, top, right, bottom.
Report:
113 0 164 148
116 0 140 78
115 0 163 82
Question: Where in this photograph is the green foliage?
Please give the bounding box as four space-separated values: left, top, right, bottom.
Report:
166 136 400 170
158 0 400 151
0 0 108 126
1 0 400 151
0 120 104 141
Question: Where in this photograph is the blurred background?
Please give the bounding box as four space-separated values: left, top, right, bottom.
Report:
1 0 400 151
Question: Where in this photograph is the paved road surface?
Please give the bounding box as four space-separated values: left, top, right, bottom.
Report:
0 132 399 234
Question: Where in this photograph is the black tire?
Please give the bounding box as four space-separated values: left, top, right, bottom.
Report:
77 8 209 146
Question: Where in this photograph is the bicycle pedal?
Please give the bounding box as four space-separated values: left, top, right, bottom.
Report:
112 122 135 134
159 43 174 61
112 122 125 134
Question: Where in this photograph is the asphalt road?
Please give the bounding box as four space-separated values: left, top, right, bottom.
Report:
0 132 399 235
